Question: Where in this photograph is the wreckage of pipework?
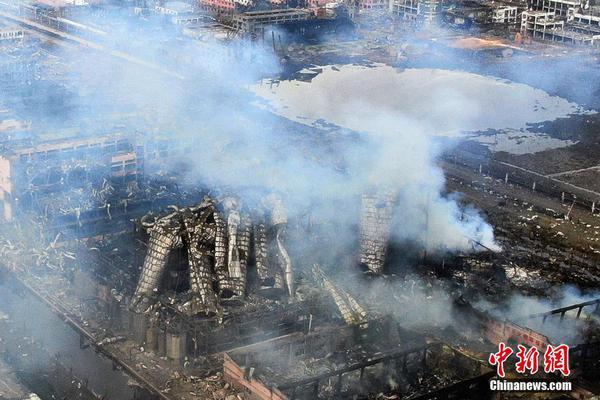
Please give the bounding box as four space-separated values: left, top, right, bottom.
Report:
131 194 295 318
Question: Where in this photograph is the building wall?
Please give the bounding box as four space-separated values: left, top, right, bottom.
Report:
360 0 388 10
308 0 329 7
485 317 550 349
200 0 235 12
529 0 581 16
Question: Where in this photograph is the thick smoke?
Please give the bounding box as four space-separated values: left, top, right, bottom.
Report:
479 285 600 345
53 12 502 256
4 15 600 397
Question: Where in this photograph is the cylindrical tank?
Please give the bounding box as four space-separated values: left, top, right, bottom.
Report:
157 329 167 357
109 300 122 330
129 312 148 344
166 331 187 365
145 325 159 352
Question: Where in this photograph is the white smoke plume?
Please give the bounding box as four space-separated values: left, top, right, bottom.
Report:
18 12 506 260
480 285 600 345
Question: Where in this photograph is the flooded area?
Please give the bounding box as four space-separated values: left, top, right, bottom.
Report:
0 275 151 400
472 129 579 155
252 64 593 154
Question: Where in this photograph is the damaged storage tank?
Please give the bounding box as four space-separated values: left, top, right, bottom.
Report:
131 193 295 317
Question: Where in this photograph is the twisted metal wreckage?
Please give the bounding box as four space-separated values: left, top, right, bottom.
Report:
130 194 295 318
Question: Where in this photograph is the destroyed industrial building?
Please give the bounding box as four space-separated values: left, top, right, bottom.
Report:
131 194 294 316
1 0 600 398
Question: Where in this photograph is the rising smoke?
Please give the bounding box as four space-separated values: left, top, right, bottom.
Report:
3 12 599 389
479 285 600 345
51 13 505 258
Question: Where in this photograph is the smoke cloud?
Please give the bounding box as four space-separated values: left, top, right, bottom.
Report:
11 8 594 274
480 285 600 345
42 14 507 257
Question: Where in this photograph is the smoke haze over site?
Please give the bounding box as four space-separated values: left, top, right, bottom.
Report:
34 16 518 256
6 12 597 264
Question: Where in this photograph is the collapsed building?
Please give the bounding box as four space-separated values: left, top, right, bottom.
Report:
0 123 530 397
224 322 494 400
131 194 294 316
0 127 206 233
0 3 600 398
522 0 600 45
0 124 599 398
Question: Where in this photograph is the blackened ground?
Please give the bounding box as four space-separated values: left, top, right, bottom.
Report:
443 159 600 295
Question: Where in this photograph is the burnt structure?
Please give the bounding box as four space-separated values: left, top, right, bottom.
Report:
312 263 368 325
358 191 397 274
131 194 294 316
224 320 494 399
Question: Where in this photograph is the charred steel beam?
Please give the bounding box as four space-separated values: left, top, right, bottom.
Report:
570 341 600 360
409 371 495 400
312 264 367 325
522 298 600 322
216 198 251 299
277 343 440 392
254 216 283 290
265 194 293 296
214 209 235 297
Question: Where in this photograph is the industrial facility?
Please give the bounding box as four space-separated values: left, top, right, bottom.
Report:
0 0 600 397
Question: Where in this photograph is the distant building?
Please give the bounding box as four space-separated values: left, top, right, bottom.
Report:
200 0 235 13
521 9 564 36
521 10 600 45
307 0 330 7
0 46 40 89
570 11 600 36
155 1 194 15
35 0 90 8
390 0 440 24
155 1 208 23
230 9 311 33
491 5 518 23
359 0 388 10
523 0 600 45
529 0 581 16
